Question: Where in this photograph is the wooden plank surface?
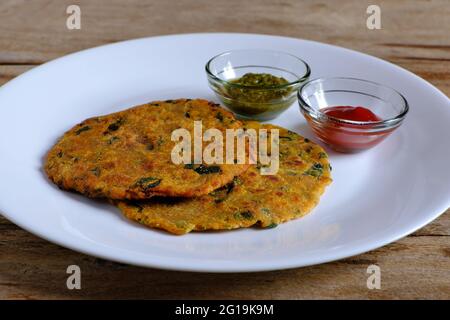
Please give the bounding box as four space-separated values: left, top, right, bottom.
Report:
1 213 449 300
0 0 449 299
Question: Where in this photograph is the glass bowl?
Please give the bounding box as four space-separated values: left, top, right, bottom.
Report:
298 77 409 153
206 49 310 121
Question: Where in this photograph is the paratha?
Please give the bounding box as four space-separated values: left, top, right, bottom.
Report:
45 99 249 199
116 122 332 234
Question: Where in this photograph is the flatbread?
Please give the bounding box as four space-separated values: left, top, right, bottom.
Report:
45 99 249 199
116 122 332 234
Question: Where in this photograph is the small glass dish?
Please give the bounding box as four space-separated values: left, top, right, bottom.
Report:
206 49 310 121
298 77 409 153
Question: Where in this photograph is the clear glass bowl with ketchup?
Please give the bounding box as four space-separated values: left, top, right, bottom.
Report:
298 77 409 153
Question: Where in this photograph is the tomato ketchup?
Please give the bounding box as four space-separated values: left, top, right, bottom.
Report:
322 106 381 122
309 106 392 153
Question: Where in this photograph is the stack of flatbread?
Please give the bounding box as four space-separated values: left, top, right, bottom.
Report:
45 99 331 234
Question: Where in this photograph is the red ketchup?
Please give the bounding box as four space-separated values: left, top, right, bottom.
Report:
315 106 390 152
322 106 381 122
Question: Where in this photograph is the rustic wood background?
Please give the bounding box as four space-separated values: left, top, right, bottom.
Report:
0 0 449 299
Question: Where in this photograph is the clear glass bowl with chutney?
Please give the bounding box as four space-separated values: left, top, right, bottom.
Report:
206 49 310 121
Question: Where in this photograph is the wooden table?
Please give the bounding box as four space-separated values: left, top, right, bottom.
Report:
0 0 449 299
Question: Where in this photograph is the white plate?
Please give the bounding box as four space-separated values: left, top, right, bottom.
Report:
0 33 449 272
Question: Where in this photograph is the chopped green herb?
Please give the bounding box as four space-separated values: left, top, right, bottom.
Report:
210 180 235 204
224 182 234 194
279 150 289 159
194 165 221 175
134 177 161 190
107 136 120 145
107 118 123 132
89 167 101 177
265 222 278 229
239 210 253 220
304 163 324 177
319 152 328 159
75 126 91 135
233 176 243 185
314 163 323 169
233 213 242 220
184 164 222 174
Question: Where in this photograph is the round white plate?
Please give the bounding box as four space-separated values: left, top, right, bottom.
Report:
0 33 449 272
